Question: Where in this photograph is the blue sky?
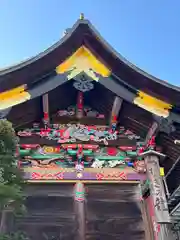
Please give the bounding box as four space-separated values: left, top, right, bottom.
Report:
0 0 179 85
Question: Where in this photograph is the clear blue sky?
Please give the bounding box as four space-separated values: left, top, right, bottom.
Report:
0 0 180 86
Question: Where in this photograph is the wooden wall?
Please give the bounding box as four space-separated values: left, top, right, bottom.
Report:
12 183 146 240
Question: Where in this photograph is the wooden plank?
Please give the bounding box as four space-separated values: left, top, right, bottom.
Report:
85 184 145 240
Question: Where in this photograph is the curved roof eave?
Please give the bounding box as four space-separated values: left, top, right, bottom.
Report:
84 20 180 93
0 19 83 76
0 18 179 94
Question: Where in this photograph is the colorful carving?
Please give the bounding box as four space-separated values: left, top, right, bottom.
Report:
17 124 140 145
56 46 111 81
96 171 127 180
57 106 76 117
18 142 147 174
23 167 146 181
91 159 126 168
134 160 146 173
17 124 144 169
57 105 104 118
31 171 64 180
17 121 150 182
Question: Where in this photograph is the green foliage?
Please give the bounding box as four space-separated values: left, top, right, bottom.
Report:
0 120 25 211
0 231 29 240
0 120 27 236
0 120 16 155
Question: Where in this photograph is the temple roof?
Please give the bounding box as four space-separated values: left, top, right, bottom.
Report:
1 15 180 181
0 17 180 106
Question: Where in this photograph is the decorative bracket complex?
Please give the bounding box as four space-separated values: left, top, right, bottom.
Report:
153 115 176 135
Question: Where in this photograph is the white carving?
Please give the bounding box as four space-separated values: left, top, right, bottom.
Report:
73 75 94 92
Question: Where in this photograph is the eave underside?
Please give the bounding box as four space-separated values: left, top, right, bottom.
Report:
6 80 180 177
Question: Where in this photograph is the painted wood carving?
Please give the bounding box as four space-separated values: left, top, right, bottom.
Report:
16 122 151 181
57 105 104 118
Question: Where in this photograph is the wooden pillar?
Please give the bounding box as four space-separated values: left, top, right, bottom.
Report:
142 152 174 240
141 199 155 240
74 182 85 240
42 94 49 126
76 91 83 119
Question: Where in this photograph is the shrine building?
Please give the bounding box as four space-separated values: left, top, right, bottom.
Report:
0 14 180 240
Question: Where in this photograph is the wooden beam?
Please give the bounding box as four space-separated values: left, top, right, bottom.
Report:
110 96 123 125
27 180 139 183
144 121 159 146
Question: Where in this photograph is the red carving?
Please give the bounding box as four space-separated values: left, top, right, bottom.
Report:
87 126 97 130
31 172 64 180
119 146 136 150
20 144 40 149
78 144 83 153
148 136 156 148
53 147 61 152
62 144 99 150
40 129 50 137
107 147 118 156
31 172 41 179
77 91 83 109
18 131 32 137
96 173 104 180
83 144 98 149
96 171 127 180
62 144 77 149
44 112 49 120
138 147 145 154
